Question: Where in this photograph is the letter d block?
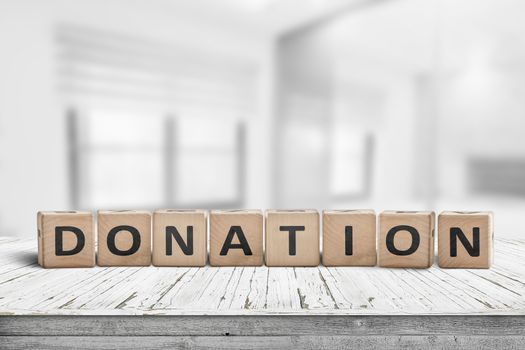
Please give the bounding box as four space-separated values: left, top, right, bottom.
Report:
438 211 493 269
153 209 207 267
37 211 95 268
378 211 435 268
265 210 320 267
210 210 263 266
97 211 151 266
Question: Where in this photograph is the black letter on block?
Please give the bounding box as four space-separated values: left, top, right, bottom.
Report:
345 226 353 256
55 226 85 256
279 226 305 256
386 225 420 256
450 227 480 257
107 225 141 256
220 226 253 256
166 226 193 256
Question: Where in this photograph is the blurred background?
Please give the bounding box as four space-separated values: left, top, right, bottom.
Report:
1 0 524 238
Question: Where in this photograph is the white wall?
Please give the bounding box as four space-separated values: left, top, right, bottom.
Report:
276 18 424 211
438 66 525 198
0 4 64 237
331 63 424 211
0 0 274 237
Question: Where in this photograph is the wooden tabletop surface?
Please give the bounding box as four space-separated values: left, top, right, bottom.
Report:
0 236 524 316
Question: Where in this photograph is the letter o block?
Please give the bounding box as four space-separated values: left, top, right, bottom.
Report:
209 210 263 266
37 211 95 268
438 211 493 269
378 211 435 268
265 210 320 267
97 210 152 266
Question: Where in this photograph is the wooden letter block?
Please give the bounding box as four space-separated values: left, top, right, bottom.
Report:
209 210 263 266
37 211 95 268
438 211 493 269
378 211 435 268
153 209 207 267
265 210 320 267
322 210 376 266
97 210 151 266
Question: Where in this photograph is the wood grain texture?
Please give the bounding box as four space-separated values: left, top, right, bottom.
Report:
438 211 493 269
152 209 207 267
2 315 525 336
2 335 525 350
265 210 320 267
97 211 151 266
323 210 376 266
1 237 525 350
0 236 524 316
37 211 95 268
378 211 435 268
209 210 263 266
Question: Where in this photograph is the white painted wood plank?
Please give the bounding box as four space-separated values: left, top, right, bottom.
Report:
228 266 269 310
150 267 205 310
0 237 524 316
293 267 339 310
264 267 301 310
120 267 192 311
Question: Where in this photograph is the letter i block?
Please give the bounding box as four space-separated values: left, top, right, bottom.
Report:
209 210 263 266
37 211 95 268
438 211 493 269
378 211 435 268
97 210 152 266
322 210 377 266
265 210 320 267
153 209 207 267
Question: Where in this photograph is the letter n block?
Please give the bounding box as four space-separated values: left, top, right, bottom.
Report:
97 210 152 266
153 209 207 267
378 211 435 268
209 210 263 266
265 210 320 267
322 210 377 266
37 211 95 268
438 211 493 269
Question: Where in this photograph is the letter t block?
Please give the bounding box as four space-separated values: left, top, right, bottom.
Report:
265 210 320 267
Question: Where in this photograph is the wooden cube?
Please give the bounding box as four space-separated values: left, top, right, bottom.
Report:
322 210 377 266
209 210 263 266
97 210 152 266
153 209 207 267
37 211 95 268
438 211 493 269
378 211 435 268
265 210 320 267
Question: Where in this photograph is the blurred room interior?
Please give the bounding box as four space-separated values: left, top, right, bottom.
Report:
1 0 524 238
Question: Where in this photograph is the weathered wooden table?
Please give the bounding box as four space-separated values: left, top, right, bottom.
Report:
0 237 524 349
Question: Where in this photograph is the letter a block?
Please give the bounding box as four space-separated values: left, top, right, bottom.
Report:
209 210 263 266
265 210 320 267
378 211 435 268
438 211 493 269
153 209 207 267
322 210 377 266
37 211 95 268
97 210 151 266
